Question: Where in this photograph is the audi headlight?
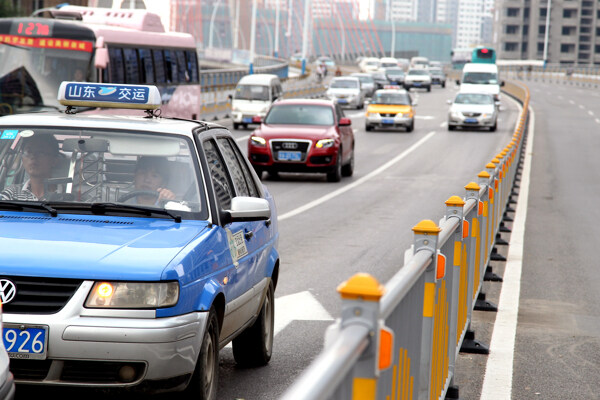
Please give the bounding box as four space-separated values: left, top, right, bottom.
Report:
316 138 335 148
250 136 266 147
85 281 179 309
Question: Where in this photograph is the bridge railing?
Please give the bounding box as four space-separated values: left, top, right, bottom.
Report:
281 81 530 400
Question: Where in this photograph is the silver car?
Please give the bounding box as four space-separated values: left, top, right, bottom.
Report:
448 92 498 131
326 77 364 109
0 306 15 400
350 73 376 98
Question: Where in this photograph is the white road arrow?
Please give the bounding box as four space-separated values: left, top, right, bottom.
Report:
274 291 334 336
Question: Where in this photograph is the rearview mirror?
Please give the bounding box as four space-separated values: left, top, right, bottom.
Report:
339 117 352 126
227 197 271 222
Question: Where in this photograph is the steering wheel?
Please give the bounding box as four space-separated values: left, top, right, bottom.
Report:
117 190 160 203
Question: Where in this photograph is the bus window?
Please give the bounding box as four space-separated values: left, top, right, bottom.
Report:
138 48 155 84
123 48 140 84
186 50 199 83
164 50 177 83
176 50 188 82
108 47 125 83
152 49 166 83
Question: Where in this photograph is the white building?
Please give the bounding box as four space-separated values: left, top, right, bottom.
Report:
454 0 493 48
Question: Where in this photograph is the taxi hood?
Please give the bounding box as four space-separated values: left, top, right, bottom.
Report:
0 213 209 281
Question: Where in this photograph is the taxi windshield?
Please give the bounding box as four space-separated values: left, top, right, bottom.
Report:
0 127 206 219
372 92 411 105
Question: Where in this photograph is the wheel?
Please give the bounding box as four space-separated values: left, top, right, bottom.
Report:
184 307 219 400
441 82 446 88
448 124 456 131
426 85 431 92
406 120 414 132
326 150 342 182
242 123 248 130
489 121 497 132
365 124 373 132
233 123 240 130
341 148 354 177
232 281 275 367
267 170 280 180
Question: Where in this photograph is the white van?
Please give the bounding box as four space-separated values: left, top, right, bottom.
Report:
379 57 398 68
458 63 504 105
410 56 429 69
359 57 381 73
230 74 283 129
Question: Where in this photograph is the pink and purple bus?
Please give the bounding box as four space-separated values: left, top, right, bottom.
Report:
0 5 200 119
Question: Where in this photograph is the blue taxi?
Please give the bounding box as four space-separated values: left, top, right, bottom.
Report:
0 83 280 398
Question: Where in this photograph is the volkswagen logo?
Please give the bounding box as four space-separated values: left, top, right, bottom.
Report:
0 279 17 304
282 142 298 150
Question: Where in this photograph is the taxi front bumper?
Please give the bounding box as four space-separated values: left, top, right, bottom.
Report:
4 281 207 392
366 114 413 128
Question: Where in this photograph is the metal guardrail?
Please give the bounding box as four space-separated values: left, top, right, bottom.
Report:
499 66 600 88
281 81 531 400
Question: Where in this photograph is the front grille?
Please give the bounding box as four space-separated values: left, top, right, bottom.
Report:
380 113 397 117
1 276 83 314
462 112 481 117
271 140 311 162
10 359 51 380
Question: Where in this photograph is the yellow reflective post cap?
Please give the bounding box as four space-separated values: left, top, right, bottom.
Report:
465 182 480 191
445 195 465 207
337 273 385 301
486 162 496 169
412 219 441 234
478 170 491 178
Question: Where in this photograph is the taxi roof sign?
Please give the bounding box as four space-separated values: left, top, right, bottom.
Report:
58 82 161 110
383 85 402 90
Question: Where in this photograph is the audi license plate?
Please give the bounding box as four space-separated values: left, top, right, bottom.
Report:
382 118 394 124
3 324 48 360
465 118 478 124
278 151 301 161
242 117 253 123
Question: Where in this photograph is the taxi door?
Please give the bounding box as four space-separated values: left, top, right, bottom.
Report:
200 135 270 340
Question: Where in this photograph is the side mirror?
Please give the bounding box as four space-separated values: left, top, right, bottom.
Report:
339 117 352 126
94 48 109 69
252 116 262 123
227 197 271 222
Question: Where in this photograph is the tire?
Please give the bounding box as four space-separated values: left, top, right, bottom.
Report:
327 150 342 182
341 148 354 177
233 123 240 130
448 124 456 131
365 124 373 132
242 123 248 130
406 121 414 132
184 307 219 400
267 170 280 180
489 121 497 132
442 82 446 88
426 85 431 92
232 281 274 367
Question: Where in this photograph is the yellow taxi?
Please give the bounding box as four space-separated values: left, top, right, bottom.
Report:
365 86 416 132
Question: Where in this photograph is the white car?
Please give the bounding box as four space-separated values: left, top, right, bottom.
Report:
448 92 498 131
359 57 381 73
0 305 15 400
404 69 432 92
326 77 364 109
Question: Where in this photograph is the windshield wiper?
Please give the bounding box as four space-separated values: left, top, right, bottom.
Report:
0 200 57 216
89 203 182 223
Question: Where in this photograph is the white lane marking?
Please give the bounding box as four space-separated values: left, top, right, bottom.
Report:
415 115 435 120
440 121 447 128
579 104 585 109
274 291 334 336
346 111 365 118
588 110 594 116
236 135 249 143
557 95 563 100
596 118 600 124
279 131 437 221
480 98 534 399
569 100 575 105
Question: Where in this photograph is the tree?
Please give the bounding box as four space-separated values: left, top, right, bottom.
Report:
0 1 18 18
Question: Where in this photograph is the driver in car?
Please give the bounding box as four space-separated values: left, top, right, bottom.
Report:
130 156 175 206
0 134 62 201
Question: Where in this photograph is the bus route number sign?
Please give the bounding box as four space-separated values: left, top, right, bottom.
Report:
11 21 53 37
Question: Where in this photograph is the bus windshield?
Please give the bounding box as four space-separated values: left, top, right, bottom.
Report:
0 44 92 116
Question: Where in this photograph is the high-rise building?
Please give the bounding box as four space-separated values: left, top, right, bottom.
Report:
494 0 599 65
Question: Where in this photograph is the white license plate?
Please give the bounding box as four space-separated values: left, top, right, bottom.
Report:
382 118 394 124
3 324 48 360
278 151 302 161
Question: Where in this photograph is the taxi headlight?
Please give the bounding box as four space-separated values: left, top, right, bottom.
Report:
316 138 335 148
85 281 179 309
250 136 266 147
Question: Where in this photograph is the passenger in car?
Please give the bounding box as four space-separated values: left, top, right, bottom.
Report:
131 156 176 205
0 134 62 201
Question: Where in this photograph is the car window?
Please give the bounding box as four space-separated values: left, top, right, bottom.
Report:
330 79 358 89
202 139 234 210
234 85 270 101
264 104 334 126
462 72 498 84
0 127 206 218
455 93 494 104
372 92 411 105
217 137 259 198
